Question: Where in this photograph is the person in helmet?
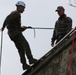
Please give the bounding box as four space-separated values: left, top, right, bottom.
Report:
51 6 72 47
1 1 37 70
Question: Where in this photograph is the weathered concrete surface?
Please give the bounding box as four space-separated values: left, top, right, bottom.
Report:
22 29 76 75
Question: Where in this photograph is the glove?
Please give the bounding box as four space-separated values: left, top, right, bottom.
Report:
27 26 32 29
1 27 4 31
51 42 54 47
21 26 27 31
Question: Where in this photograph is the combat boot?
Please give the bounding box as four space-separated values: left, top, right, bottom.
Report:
22 63 30 70
29 58 37 64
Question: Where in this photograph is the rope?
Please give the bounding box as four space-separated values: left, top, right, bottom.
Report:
68 27 76 75
27 26 73 38
31 27 54 30
0 31 3 74
27 26 73 30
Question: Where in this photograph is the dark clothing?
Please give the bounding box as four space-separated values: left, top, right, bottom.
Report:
12 33 33 64
51 14 72 43
56 33 66 43
2 10 33 64
3 10 22 38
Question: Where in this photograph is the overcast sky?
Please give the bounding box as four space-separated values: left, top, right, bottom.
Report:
0 0 76 75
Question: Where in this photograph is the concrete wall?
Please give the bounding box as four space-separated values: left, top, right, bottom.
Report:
22 30 76 75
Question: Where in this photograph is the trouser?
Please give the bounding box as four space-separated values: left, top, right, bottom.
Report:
8 33 33 64
56 34 66 43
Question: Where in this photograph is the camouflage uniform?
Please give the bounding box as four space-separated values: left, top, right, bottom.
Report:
51 14 72 44
2 10 33 65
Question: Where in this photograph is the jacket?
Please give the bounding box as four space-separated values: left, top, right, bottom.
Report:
3 10 22 38
51 14 72 43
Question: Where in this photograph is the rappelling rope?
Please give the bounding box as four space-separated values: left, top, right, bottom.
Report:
27 27 55 38
27 26 73 38
0 31 3 74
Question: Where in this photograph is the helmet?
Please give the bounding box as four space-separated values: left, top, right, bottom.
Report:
16 1 25 7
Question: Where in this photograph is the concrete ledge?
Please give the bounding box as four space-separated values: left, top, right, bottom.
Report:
22 29 76 75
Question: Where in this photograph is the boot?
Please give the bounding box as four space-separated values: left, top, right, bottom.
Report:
29 58 37 64
22 63 30 70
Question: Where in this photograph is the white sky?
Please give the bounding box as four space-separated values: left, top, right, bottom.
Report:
0 0 76 75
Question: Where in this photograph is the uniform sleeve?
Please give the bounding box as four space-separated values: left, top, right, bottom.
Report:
7 11 19 21
64 17 72 33
51 22 57 43
2 15 10 31
2 11 20 31
66 17 72 32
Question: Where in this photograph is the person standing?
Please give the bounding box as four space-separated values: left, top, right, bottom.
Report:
51 6 72 47
1 1 37 70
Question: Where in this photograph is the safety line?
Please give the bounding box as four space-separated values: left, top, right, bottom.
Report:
0 31 3 75
27 26 73 30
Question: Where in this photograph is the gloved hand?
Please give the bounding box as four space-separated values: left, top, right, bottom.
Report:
51 42 54 47
51 38 55 47
27 26 32 29
21 26 28 31
1 27 4 31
